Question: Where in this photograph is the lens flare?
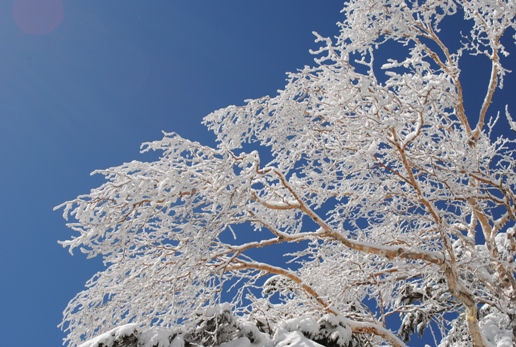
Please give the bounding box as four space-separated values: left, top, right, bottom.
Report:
13 0 64 35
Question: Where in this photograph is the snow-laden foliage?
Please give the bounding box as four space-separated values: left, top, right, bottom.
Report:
77 305 354 347
57 1 516 346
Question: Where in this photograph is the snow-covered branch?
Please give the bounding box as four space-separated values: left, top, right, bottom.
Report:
58 1 516 346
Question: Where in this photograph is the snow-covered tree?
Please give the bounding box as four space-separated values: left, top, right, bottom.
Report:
57 1 516 346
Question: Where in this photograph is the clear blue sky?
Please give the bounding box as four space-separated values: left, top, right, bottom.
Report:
0 1 342 346
0 1 513 346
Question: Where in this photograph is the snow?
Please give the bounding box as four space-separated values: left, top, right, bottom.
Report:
79 323 328 347
480 311 513 347
276 317 320 338
220 337 253 347
59 0 516 345
140 327 178 347
79 324 139 347
275 331 323 347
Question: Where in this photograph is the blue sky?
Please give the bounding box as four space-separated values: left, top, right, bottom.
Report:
0 1 514 347
0 1 342 346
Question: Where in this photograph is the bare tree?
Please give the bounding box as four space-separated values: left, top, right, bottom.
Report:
57 1 516 346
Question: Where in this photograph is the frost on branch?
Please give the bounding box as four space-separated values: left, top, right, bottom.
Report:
58 1 516 347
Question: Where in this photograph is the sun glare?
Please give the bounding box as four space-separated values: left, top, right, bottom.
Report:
13 0 64 35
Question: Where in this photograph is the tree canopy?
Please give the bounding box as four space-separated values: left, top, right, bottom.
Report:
58 1 516 346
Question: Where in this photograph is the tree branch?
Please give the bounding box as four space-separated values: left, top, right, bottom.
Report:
226 260 335 315
271 169 445 266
